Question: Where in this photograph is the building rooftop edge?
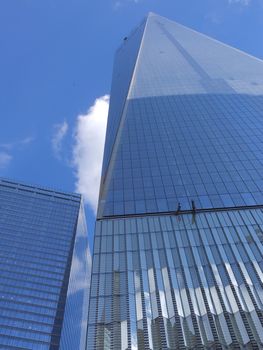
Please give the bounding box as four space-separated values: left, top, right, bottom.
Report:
0 176 81 201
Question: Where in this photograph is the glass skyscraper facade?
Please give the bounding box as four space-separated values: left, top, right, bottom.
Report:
0 177 91 349
87 13 263 349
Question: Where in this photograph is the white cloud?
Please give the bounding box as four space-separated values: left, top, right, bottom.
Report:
52 121 68 159
0 152 12 169
205 12 222 24
0 136 34 170
20 136 35 145
114 0 140 10
228 0 251 5
0 136 34 150
73 95 109 213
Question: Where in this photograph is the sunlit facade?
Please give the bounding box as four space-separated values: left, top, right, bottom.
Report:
87 13 263 349
0 177 91 349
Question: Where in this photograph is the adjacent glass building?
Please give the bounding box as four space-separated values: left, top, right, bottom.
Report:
0 177 91 349
87 13 263 350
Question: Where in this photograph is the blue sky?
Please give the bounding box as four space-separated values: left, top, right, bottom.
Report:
0 0 263 245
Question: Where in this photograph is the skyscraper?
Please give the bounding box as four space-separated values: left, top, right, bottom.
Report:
87 13 263 349
0 177 91 349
